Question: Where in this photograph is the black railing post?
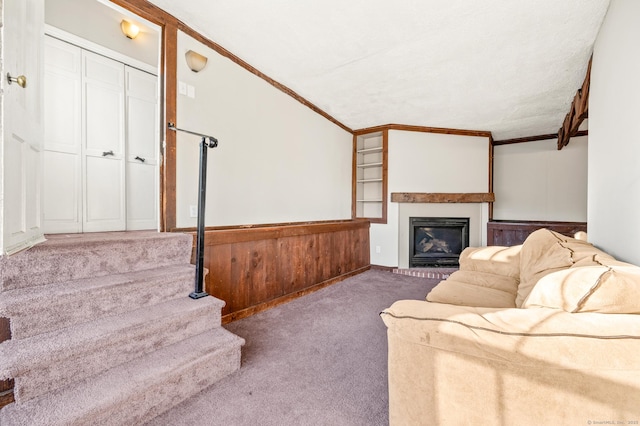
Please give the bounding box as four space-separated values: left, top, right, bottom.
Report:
167 123 218 299
191 136 209 299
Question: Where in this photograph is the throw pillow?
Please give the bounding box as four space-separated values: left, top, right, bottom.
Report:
517 229 574 307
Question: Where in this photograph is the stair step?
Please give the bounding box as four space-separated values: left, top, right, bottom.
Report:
0 296 226 403
1 264 196 339
0 231 194 291
0 328 244 426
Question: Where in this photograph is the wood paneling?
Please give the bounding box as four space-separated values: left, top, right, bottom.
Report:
190 220 370 321
487 220 587 246
391 192 495 203
0 317 10 343
0 317 12 409
0 379 15 410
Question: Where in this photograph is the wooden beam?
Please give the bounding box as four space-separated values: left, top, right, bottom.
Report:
494 130 588 146
354 124 492 138
391 193 495 203
558 56 591 150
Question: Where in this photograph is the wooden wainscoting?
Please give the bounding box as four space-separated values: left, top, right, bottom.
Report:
487 220 587 246
0 317 14 409
182 220 370 322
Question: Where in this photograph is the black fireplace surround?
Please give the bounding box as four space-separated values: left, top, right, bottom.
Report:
409 217 470 267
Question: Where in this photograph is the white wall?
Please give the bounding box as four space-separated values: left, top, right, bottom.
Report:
176 31 353 227
371 130 490 267
589 0 640 264
493 136 588 222
45 0 159 67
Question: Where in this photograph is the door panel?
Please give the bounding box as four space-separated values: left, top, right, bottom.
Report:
84 85 125 156
84 156 125 232
83 51 124 157
82 51 125 232
126 67 158 165
5 135 27 235
2 0 46 254
43 150 81 233
43 36 82 233
126 66 158 230
127 97 158 165
126 162 157 230
44 36 81 154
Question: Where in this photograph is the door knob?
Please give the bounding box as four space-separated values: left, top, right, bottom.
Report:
7 73 27 88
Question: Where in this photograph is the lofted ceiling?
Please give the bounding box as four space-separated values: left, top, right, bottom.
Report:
146 0 610 140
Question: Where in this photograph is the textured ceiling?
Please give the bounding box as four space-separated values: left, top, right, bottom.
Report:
147 0 610 139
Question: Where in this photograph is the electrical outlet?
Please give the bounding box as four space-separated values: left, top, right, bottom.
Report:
375 246 381 254
189 205 198 218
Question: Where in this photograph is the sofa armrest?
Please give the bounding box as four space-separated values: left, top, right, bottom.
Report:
381 300 640 424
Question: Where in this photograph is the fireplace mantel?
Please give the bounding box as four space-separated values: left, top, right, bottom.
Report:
391 192 495 203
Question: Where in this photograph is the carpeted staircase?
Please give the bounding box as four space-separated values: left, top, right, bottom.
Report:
0 231 244 425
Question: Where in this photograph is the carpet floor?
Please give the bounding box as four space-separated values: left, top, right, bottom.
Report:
147 269 440 426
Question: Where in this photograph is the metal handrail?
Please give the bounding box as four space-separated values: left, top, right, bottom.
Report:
168 122 218 299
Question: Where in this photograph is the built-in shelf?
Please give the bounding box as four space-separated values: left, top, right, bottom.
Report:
357 178 383 183
357 147 383 154
357 162 383 169
353 130 388 224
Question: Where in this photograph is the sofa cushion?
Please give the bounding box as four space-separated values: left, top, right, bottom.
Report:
516 229 614 307
427 270 518 308
459 245 521 279
523 260 640 314
517 229 574 307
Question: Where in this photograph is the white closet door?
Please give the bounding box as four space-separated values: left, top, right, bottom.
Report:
125 66 158 230
82 50 126 232
43 36 82 233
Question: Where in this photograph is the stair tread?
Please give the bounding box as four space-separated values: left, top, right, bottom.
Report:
41 230 192 249
0 328 244 426
0 231 194 291
0 264 195 310
0 296 225 372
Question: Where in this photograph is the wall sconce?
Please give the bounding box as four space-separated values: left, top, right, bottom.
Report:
185 50 208 73
120 20 140 39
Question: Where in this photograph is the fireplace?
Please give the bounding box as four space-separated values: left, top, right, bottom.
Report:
409 217 470 267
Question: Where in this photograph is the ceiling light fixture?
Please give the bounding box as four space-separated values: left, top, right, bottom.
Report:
185 50 208 73
120 20 140 39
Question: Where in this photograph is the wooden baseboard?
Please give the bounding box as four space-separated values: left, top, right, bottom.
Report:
369 264 395 272
222 266 370 324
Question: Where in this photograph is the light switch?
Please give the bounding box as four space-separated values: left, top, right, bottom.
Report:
187 85 195 98
178 81 187 95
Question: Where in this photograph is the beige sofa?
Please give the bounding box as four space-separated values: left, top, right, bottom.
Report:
381 229 640 425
